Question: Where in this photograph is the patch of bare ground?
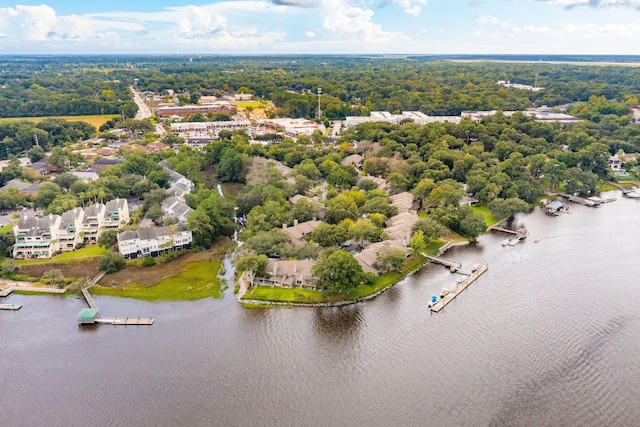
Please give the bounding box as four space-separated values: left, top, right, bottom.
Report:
99 237 231 288
18 260 100 279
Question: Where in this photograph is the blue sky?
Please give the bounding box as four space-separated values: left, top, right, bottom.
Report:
1 1 640 54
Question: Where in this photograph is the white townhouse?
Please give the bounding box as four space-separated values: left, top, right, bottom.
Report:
58 207 85 252
117 225 192 259
13 214 62 258
104 198 130 229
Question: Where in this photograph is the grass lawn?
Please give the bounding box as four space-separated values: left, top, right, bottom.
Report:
242 252 438 306
0 222 14 233
472 205 502 227
0 114 120 128
15 246 109 266
91 259 223 301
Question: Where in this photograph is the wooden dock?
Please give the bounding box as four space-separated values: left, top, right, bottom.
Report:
429 264 488 313
81 287 97 309
0 303 21 310
424 255 462 272
558 193 596 206
489 225 527 240
95 317 154 325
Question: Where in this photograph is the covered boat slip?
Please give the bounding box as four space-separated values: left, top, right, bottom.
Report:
77 307 100 323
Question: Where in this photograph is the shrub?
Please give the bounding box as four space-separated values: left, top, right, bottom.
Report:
2 259 17 274
43 268 64 285
141 257 156 267
98 252 127 274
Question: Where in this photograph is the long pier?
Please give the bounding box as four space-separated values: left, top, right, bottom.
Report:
558 193 596 206
0 303 21 310
424 255 462 272
489 225 527 240
429 264 488 313
78 270 154 326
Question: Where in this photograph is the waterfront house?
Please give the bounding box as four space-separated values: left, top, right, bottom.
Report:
384 211 419 245
13 214 61 258
355 240 410 274
251 258 317 290
117 225 192 259
389 192 415 213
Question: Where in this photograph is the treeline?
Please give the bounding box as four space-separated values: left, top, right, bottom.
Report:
0 57 137 118
0 119 95 158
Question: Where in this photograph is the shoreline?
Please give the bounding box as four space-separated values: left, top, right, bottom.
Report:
239 241 470 308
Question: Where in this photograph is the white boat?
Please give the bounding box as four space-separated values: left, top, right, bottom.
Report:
501 239 510 246
625 190 640 198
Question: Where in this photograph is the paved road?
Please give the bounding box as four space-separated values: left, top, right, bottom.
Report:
130 86 165 135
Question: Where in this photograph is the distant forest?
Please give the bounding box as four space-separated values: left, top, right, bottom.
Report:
1 55 640 121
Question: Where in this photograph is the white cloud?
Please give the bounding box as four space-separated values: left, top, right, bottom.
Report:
544 0 640 7
476 15 500 25
175 6 228 40
563 22 640 36
306 30 316 37
0 4 141 42
320 0 408 43
511 25 550 34
388 0 428 16
0 5 57 41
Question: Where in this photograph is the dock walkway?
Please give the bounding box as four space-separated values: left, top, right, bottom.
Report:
430 264 488 313
0 303 21 310
424 255 461 272
489 225 527 240
95 317 154 325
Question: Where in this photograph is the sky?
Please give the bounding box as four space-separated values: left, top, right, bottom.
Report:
2 1 640 55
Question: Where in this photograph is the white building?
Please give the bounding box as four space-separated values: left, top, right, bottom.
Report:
13 214 62 258
344 111 461 128
104 198 130 229
58 208 85 252
117 225 193 259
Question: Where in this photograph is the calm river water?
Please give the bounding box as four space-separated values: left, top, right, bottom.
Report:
2 191 640 427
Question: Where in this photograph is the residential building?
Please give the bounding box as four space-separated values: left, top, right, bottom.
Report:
355 240 410 274
344 111 461 128
58 208 85 251
81 203 106 243
13 214 61 258
389 192 415 213
384 211 419 245
282 219 322 247
161 196 193 223
250 258 317 290
90 158 122 172
28 160 49 176
117 225 193 258
104 198 130 229
0 179 34 194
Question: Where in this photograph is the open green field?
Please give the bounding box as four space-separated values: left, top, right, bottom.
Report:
15 245 109 266
472 205 502 227
92 259 223 301
233 101 270 109
0 114 119 128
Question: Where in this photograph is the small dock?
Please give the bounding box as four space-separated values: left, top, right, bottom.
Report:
558 193 596 206
96 317 154 326
0 303 21 310
430 265 488 313
489 225 528 240
424 255 462 272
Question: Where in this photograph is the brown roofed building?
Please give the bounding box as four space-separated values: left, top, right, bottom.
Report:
251 258 317 290
282 219 322 247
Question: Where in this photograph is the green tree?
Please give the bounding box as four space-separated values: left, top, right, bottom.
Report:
376 247 406 273
312 249 363 295
98 230 118 249
412 217 446 243
98 252 127 274
236 254 269 284
54 172 79 192
410 230 427 257
488 197 530 219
